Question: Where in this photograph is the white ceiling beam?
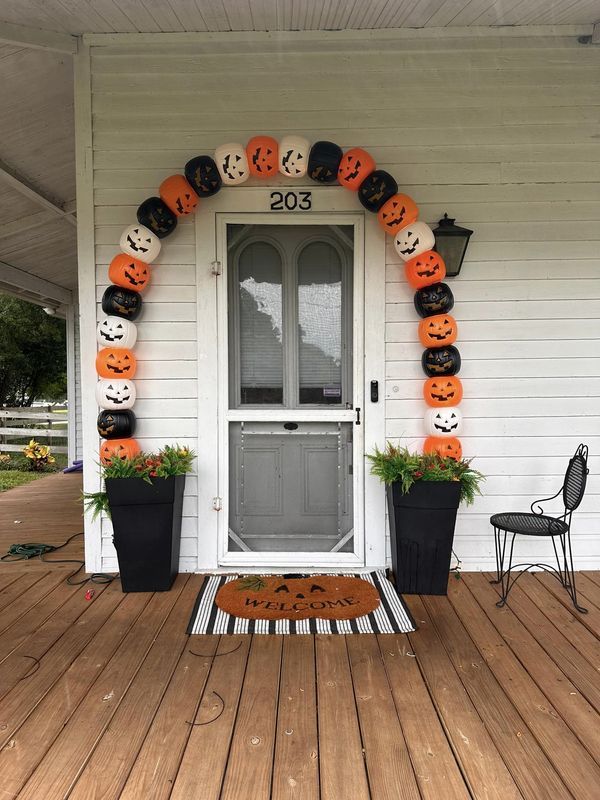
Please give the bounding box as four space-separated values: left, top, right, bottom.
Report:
0 260 72 307
0 21 77 54
0 210 60 239
0 159 77 227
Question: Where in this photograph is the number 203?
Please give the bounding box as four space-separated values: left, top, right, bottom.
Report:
270 191 312 211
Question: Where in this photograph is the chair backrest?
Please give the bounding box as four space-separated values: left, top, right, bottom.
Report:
563 444 589 511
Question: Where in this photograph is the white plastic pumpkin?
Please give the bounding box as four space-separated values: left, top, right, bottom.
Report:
394 221 435 262
279 135 310 178
96 316 137 349
425 406 463 438
119 224 161 263
96 379 136 410
214 143 249 185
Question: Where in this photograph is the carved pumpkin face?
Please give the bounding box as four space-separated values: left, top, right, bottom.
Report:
100 438 141 465
418 314 457 347
95 379 136 410
185 155 222 197
414 283 454 317
159 174 198 216
101 286 142 321
422 345 461 377
97 409 136 440
279 135 310 177
96 316 137 349
338 147 376 191
424 436 463 461
120 224 161 264
425 407 463 437
136 197 177 238
423 376 463 407
378 194 419 236
247 135 278 179
405 250 446 289
96 348 137 379
394 222 436 263
358 170 397 212
215 575 380 621
308 140 343 183
108 254 150 293
214 142 249 185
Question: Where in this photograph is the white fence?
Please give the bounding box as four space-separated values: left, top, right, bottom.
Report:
0 406 69 455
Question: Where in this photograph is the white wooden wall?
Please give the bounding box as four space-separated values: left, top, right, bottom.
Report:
80 29 600 572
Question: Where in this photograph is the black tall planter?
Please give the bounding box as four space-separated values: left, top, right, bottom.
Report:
387 480 461 595
106 474 185 592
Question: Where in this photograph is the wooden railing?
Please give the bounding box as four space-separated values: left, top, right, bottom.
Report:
0 405 68 455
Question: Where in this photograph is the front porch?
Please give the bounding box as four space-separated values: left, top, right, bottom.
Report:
0 477 598 799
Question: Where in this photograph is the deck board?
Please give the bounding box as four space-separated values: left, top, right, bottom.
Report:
0 478 598 799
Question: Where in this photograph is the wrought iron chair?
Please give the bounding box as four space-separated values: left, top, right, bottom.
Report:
490 444 589 612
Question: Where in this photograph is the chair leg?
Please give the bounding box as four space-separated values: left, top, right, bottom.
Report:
555 531 588 614
490 528 517 608
490 526 505 585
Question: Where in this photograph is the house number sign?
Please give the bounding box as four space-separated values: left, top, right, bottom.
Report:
270 190 312 211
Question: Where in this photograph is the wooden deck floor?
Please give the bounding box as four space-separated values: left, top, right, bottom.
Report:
1 478 599 799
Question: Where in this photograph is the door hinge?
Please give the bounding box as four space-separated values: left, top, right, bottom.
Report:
211 260 222 276
212 496 222 511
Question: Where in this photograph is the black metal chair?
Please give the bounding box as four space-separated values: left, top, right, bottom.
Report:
490 443 589 613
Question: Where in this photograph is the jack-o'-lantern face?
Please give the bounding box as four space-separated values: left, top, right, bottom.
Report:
101 286 142 321
97 409 136 440
159 174 198 216
394 222 436 263
423 376 463 407
96 348 137 379
214 143 249 185
215 575 380 620
247 136 278 178
424 436 463 461
425 407 463 437
184 155 222 197
378 194 419 236
422 345 461 377
338 147 376 191
308 140 343 183
136 197 177 238
100 438 140 465
96 316 137 349
358 170 398 213
279 135 309 177
120 224 161 264
405 251 446 289
108 254 150 293
418 314 457 347
414 282 453 317
95 379 136 411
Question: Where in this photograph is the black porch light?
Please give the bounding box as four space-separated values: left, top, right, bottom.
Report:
433 213 473 278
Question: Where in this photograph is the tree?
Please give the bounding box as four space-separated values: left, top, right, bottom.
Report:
0 295 67 406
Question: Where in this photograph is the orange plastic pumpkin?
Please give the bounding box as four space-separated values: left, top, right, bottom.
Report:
404 251 446 290
338 147 376 191
246 135 278 178
159 175 198 216
423 376 463 407
100 437 141 464
108 253 151 293
418 314 457 347
95 348 137 379
423 436 462 461
378 194 419 236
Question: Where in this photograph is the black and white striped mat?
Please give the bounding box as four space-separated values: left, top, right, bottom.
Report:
186 571 416 635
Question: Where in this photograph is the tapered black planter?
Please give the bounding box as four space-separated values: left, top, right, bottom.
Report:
106 474 185 592
387 480 461 595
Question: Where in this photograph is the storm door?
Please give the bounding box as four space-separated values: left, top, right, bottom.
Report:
218 221 364 568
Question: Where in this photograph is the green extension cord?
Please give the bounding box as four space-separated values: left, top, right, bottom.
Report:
2 542 59 559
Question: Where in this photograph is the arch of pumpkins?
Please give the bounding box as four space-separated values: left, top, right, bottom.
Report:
95 136 463 465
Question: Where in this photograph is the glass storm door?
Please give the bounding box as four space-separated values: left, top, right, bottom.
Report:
220 221 363 567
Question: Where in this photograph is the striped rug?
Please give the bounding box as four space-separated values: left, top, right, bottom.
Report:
186 571 416 635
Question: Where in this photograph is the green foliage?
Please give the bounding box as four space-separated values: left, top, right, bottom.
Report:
82 490 110 521
0 295 67 406
367 442 485 506
236 576 267 592
0 471 45 493
0 453 58 473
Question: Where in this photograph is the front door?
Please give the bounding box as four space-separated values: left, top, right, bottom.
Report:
217 218 364 569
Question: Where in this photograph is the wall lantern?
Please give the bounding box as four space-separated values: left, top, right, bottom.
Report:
433 214 473 278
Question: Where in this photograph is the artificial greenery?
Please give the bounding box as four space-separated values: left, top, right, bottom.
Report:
367 443 484 506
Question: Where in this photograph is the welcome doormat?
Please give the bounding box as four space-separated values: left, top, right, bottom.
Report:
186 571 416 634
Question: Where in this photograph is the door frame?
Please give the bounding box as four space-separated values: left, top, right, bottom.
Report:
196 187 386 572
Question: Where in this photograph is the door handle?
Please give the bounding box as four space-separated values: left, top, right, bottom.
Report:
355 407 361 425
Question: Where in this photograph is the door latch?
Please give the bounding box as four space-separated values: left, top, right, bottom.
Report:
212 496 222 511
355 407 361 425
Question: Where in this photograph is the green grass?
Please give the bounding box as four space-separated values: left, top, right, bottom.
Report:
0 471 47 493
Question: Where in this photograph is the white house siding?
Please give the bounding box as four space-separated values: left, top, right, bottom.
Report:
84 29 600 572
74 306 83 461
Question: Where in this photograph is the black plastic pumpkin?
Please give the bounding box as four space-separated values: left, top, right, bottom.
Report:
358 170 398 212
308 141 343 183
414 283 455 318
136 197 177 239
101 286 142 321
97 409 136 440
422 345 461 377
184 155 222 197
